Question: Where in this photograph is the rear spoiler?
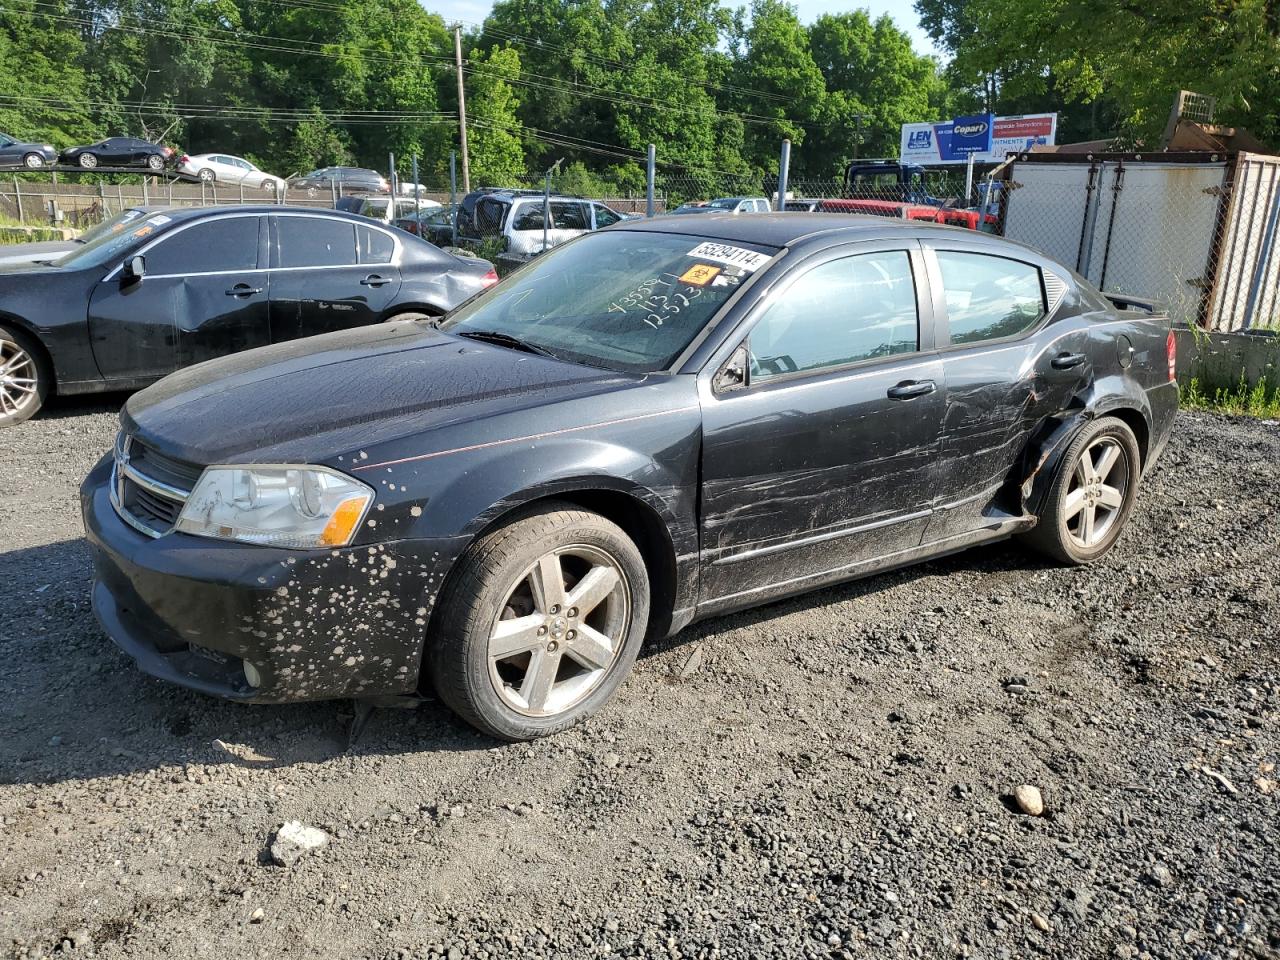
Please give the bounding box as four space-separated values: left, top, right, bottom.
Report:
1105 292 1163 314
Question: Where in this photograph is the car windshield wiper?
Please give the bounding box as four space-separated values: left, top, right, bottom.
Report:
455 329 561 360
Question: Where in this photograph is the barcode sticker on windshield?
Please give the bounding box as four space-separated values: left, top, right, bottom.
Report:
686 242 771 273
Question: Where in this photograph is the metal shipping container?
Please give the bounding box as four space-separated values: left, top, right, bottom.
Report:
1001 152 1280 332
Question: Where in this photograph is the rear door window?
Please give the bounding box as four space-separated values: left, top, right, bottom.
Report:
936 251 1045 345
277 217 357 268
358 225 395 264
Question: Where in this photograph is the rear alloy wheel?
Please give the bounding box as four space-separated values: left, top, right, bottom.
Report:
430 502 650 740
78 153 98 169
22 153 44 169
147 154 165 171
198 168 216 182
0 327 49 426
1024 416 1141 564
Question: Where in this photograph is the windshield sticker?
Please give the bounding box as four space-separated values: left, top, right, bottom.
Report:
678 263 721 286
131 225 154 239
685 241 771 272
147 215 172 226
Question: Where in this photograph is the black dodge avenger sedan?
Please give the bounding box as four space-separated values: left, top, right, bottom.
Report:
0 206 497 424
82 215 1178 740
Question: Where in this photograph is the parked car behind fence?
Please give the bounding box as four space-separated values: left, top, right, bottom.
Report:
0 206 497 425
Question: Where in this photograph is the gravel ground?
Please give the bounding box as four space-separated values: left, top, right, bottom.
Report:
1 399 1277 960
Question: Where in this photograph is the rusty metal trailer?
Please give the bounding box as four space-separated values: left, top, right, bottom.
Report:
999 151 1280 332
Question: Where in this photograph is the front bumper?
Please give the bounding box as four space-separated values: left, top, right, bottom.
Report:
81 456 459 704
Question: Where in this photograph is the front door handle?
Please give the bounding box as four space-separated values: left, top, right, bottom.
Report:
225 283 263 297
1051 352 1088 370
886 379 936 400
360 274 391 287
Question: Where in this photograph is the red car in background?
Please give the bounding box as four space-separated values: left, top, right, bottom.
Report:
815 198 998 232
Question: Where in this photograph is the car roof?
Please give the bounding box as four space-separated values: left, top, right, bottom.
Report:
148 205 390 226
612 211 938 247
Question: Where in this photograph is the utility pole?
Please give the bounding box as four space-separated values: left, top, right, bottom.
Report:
454 25 471 194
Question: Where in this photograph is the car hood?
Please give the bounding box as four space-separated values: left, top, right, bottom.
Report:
0 240 76 266
123 322 644 466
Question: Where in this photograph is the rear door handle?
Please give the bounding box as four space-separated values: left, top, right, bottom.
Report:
360 274 391 287
225 283 263 297
886 379 936 400
1051 352 1087 370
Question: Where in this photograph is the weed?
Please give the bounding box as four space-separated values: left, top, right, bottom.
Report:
1180 373 1280 418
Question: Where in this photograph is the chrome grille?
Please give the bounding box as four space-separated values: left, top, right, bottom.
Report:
110 433 201 538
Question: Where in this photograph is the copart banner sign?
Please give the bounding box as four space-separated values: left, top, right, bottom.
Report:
900 113 1057 165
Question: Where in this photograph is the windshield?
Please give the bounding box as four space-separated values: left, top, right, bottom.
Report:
440 230 777 373
75 207 149 245
53 211 175 269
707 198 740 210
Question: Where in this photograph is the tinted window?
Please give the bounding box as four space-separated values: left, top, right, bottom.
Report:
277 217 357 267
593 205 622 227
146 217 260 275
937 251 1044 345
475 198 507 235
749 251 918 381
358 225 395 264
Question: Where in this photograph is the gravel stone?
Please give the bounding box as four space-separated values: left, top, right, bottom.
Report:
0 404 1277 959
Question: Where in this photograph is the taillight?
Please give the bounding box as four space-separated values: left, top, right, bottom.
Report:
179 154 189 164
481 268 499 287
1166 330 1177 382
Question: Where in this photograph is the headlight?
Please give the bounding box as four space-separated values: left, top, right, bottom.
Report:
175 465 373 549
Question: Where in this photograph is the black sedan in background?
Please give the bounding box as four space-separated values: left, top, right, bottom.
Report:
59 138 175 171
0 131 57 168
0 206 497 424
82 215 1178 740
288 166 389 195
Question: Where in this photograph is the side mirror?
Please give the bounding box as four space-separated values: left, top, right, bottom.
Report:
713 344 749 394
123 254 146 283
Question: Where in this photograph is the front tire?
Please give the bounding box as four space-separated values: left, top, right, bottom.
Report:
1023 416 1142 564
78 153 97 169
429 502 651 740
0 325 51 426
23 153 44 169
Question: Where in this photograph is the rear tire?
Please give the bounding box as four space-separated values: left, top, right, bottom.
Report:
0 325 51 426
429 502 651 740
147 154 165 172
1022 416 1142 565
198 168 215 182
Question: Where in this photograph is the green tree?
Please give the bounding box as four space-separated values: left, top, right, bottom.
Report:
0 0 94 145
730 0 826 169
466 46 526 186
805 10 950 175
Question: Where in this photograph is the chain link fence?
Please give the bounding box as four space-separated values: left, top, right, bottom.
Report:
5 151 1278 333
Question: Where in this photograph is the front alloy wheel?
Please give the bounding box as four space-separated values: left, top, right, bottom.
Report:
23 153 44 169
489 546 629 717
0 330 46 425
78 153 97 169
430 502 651 740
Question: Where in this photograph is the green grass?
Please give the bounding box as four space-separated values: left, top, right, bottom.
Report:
1181 372 1280 418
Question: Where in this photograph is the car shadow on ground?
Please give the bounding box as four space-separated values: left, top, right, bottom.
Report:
36 391 132 421
0 534 1052 788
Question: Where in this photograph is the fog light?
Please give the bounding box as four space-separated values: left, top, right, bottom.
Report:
243 660 262 689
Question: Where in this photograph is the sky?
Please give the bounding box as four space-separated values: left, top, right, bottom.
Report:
423 0 941 57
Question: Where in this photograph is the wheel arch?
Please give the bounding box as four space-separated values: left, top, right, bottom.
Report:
380 301 447 321
1019 401 1152 516
454 481 678 639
